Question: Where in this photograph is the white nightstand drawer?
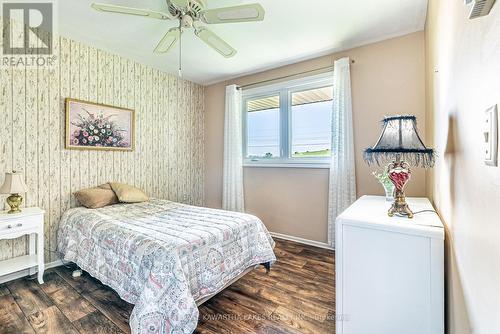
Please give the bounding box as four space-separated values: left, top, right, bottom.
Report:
0 216 42 234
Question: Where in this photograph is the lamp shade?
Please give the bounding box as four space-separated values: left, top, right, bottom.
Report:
364 115 435 168
0 171 28 194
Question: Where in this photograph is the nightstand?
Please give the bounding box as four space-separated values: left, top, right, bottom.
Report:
335 196 444 334
0 208 45 284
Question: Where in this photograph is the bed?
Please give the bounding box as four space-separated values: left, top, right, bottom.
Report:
57 199 276 334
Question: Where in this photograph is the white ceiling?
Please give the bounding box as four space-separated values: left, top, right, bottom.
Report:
58 0 428 85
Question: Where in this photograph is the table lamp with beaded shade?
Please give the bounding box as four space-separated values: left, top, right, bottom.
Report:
0 171 29 214
364 115 435 218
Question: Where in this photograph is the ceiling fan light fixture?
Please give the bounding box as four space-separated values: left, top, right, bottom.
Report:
195 27 236 58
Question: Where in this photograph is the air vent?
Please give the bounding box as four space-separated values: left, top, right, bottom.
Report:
468 0 496 19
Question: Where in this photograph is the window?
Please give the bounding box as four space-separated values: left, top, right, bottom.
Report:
291 86 333 158
246 95 280 159
243 72 333 167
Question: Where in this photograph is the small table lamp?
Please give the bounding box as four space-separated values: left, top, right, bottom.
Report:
364 115 435 218
0 171 29 214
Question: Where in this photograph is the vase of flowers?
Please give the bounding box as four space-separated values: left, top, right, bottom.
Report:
372 167 395 201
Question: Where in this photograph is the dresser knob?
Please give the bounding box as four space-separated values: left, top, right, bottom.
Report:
7 224 12 229
16 223 22 227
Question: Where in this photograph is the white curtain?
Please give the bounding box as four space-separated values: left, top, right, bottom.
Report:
328 57 356 248
222 84 245 212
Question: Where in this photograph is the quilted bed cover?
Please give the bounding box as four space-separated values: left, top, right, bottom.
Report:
58 199 276 333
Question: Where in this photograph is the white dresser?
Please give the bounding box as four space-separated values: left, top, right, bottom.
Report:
335 196 444 334
0 208 45 284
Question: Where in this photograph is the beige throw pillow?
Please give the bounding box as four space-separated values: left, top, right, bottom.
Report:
109 183 149 203
74 184 119 209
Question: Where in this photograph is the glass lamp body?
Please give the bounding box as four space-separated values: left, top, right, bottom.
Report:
387 160 413 218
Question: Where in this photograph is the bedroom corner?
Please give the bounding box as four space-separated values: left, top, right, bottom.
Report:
0 24 206 266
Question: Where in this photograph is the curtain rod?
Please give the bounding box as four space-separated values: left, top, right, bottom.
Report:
236 59 355 90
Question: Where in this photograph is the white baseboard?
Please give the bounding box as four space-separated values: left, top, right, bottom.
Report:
0 259 64 284
270 232 334 250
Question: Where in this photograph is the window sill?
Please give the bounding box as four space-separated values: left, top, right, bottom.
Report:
243 162 330 169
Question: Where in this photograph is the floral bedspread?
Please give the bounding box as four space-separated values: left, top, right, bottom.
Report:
57 199 276 334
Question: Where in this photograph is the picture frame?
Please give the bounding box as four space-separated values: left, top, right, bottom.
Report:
65 98 135 151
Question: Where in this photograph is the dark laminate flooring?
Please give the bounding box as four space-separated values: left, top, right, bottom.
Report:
0 238 334 334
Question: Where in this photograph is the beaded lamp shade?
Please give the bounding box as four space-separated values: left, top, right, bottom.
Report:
364 115 435 168
364 115 435 218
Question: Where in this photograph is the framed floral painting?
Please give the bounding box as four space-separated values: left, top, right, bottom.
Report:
65 98 134 151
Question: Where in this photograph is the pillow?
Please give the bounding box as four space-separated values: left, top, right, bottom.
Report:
97 183 113 191
109 183 149 203
74 184 119 209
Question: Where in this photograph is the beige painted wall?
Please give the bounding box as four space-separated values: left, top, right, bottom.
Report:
0 31 205 263
205 32 426 243
425 0 500 333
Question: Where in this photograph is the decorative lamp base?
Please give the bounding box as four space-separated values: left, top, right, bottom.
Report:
387 160 413 218
388 190 414 218
6 193 23 214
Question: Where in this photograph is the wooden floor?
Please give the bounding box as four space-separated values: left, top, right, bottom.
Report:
0 239 334 334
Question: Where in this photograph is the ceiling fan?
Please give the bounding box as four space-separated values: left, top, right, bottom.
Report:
91 0 265 76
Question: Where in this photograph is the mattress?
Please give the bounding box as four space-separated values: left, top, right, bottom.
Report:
57 199 276 334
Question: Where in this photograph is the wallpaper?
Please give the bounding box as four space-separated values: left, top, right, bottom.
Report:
0 33 205 263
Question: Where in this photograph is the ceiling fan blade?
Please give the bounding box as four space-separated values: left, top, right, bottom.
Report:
91 3 171 20
195 27 236 58
169 0 189 9
154 28 181 53
200 4 265 24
